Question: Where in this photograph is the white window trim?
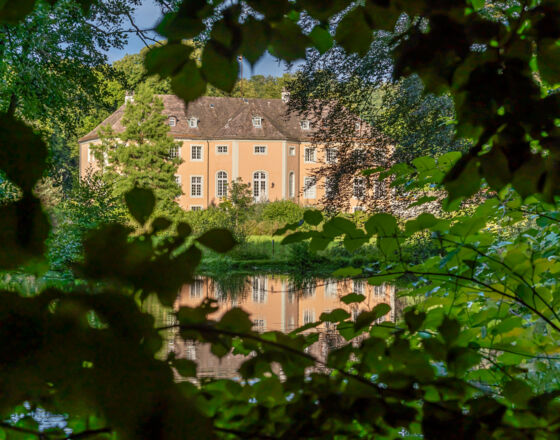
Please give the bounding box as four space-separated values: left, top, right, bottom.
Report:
288 146 296 156
353 177 365 199
253 170 268 201
253 145 267 155
304 147 316 163
188 117 198 128
190 145 203 162
303 176 316 199
301 120 310 130
289 171 295 198
87 145 94 163
190 205 203 211
252 117 262 128
174 174 182 186
169 116 177 127
326 148 337 164
169 145 181 159
216 171 228 198
190 175 203 198
216 145 228 154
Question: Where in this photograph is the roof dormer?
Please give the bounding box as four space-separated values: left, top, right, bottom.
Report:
168 116 177 127
188 117 198 128
252 116 262 128
300 120 310 130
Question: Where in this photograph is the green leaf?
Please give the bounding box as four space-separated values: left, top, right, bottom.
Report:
201 42 239 92
171 61 207 103
172 358 197 377
239 18 269 66
144 43 193 78
404 309 427 334
0 116 48 192
197 229 237 253
320 308 350 322
405 213 439 235
303 209 323 226
309 25 333 54
340 292 366 304
470 0 485 10
367 273 400 285
438 317 461 346
335 6 372 56
354 303 391 331
281 231 312 244
125 187 155 226
365 213 398 236
269 19 310 61
217 308 253 333
537 38 560 85
332 266 362 277
0 0 36 24
503 379 533 406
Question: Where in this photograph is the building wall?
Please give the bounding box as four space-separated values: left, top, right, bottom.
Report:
79 137 378 212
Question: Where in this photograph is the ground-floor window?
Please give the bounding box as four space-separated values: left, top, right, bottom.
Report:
253 171 268 201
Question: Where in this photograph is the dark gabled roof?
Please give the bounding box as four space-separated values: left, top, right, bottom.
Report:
78 95 315 143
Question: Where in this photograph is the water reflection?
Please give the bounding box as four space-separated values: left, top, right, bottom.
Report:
155 275 397 379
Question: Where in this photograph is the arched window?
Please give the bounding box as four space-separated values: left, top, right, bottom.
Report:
216 171 228 198
168 116 176 126
253 171 268 201
289 171 295 198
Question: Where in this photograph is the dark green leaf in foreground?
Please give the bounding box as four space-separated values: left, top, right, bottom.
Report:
125 187 155 226
197 228 237 252
340 292 366 305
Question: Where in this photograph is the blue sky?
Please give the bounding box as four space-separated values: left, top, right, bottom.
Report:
107 0 301 78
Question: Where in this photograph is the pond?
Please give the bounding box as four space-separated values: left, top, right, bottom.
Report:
147 275 400 379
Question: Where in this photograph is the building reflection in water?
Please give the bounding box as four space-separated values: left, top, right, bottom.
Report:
162 275 396 379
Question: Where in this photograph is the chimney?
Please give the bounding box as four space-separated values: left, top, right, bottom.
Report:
281 88 290 103
125 91 134 104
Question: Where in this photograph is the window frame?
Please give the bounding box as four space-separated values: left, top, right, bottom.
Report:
300 120 310 130
353 177 365 199
303 176 316 199
326 148 337 164
190 175 203 198
169 145 181 159
252 116 262 128
253 145 267 155
190 145 203 161
188 117 198 128
174 174 182 186
253 171 268 201
169 116 177 127
289 171 295 198
288 146 296 156
216 145 228 154
304 147 316 163
216 170 228 198
190 205 203 211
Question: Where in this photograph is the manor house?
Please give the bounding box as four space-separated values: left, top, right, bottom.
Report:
78 94 377 211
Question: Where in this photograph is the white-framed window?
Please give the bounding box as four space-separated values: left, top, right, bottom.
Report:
300 120 310 130
191 145 203 161
325 177 336 198
374 180 386 198
374 284 384 297
87 145 94 162
188 117 198 128
253 171 268 201
325 280 338 298
326 148 337 164
353 178 365 199
253 319 266 332
304 147 316 163
174 174 181 186
353 279 364 295
190 176 203 198
302 283 316 298
289 146 296 156
289 172 295 198
252 116 262 128
185 343 197 360
190 278 203 298
355 121 360 131
254 145 267 155
216 145 228 154
191 205 203 211
303 177 316 199
252 277 267 303
303 309 315 324
169 145 181 159
169 116 176 126
216 171 228 198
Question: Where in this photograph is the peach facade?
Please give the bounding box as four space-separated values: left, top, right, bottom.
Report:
168 276 396 378
78 95 374 212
